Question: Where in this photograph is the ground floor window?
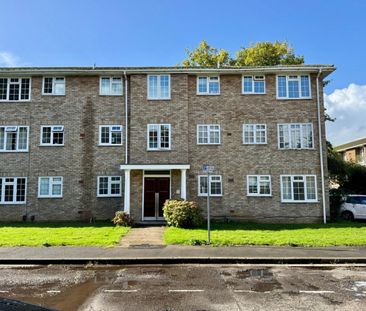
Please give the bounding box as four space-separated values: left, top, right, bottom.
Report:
247 175 271 196
97 176 122 197
198 175 222 196
0 177 26 204
281 175 317 202
38 176 63 198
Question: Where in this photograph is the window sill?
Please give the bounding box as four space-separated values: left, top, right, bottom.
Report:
99 94 123 97
98 144 123 147
39 144 64 147
278 148 316 151
97 195 122 198
243 143 267 145
197 144 221 146
196 93 221 96
281 200 319 204
147 149 171 152
42 94 66 96
147 97 171 101
276 97 312 100
247 194 272 197
0 100 31 103
38 196 63 199
0 150 29 153
0 202 26 205
241 93 266 95
198 194 223 197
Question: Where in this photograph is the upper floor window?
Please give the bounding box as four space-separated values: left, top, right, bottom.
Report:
100 77 123 95
281 175 317 202
43 77 65 95
0 78 30 101
38 176 63 198
0 126 29 152
99 125 123 146
278 123 313 149
147 124 171 150
242 76 265 94
148 75 170 99
97 176 122 197
198 175 222 197
247 175 271 196
243 124 267 144
0 177 26 204
277 75 311 99
197 76 220 95
41 125 64 146
197 125 220 145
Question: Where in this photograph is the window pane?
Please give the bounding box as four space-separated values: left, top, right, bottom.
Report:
54 80 65 95
6 132 17 150
279 124 289 149
160 125 170 148
100 78 110 95
288 80 299 98
248 176 258 194
259 177 270 195
293 177 305 201
243 77 252 93
301 76 310 97
99 177 109 195
42 127 52 144
210 180 222 195
290 124 301 148
254 81 265 93
277 76 287 97
16 178 26 202
40 178 50 196
111 131 122 144
256 125 266 143
44 78 53 94
282 176 292 200
160 75 169 98
198 77 207 93
208 79 219 94
306 176 316 200
198 125 208 144
148 125 158 149
20 79 30 100
200 176 208 195
4 181 14 202
302 124 313 148
148 76 158 98
101 127 110 144
17 127 28 150
9 83 20 100
0 128 4 150
52 184 62 196
0 78 7 100
244 125 254 143
111 78 122 95
52 131 64 145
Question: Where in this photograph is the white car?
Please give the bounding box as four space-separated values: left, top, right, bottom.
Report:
340 195 366 220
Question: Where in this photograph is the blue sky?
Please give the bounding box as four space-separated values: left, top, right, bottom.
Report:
1 0 366 145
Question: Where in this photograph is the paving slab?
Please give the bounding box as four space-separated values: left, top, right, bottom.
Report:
119 226 165 247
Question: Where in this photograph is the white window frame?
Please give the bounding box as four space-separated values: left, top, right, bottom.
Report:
242 75 266 94
42 77 65 95
99 125 123 146
40 125 64 146
147 124 171 151
280 175 318 203
276 75 311 99
147 75 171 100
277 123 314 150
243 124 267 144
197 124 221 145
246 175 272 197
0 177 27 204
196 76 220 95
97 176 122 197
198 175 223 197
99 77 123 96
0 77 31 102
0 126 29 152
38 176 63 198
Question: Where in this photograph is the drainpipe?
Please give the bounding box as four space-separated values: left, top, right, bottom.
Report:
316 67 327 224
123 71 128 164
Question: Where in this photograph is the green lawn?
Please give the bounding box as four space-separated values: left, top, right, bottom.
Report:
164 222 366 247
0 222 130 247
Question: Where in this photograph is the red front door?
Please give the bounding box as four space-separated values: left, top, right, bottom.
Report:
144 177 170 219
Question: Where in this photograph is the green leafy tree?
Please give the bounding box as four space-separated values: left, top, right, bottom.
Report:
182 40 231 67
235 41 304 66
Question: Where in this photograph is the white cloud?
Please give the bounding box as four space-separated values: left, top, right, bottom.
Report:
325 84 366 146
0 51 21 67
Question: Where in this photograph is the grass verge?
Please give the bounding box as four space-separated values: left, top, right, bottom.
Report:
164 221 366 247
0 222 130 247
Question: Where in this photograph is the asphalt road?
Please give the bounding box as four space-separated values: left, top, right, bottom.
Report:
0 264 366 310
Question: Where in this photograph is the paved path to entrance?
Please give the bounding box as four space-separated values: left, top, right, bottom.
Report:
120 226 166 247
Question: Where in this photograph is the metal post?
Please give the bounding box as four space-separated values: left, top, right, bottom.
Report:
207 172 210 245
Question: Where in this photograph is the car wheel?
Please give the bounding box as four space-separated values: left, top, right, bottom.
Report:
341 211 354 221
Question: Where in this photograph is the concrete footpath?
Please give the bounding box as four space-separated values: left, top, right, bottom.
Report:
1 245 366 264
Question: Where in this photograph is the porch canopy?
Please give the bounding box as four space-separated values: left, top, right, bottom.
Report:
119 164 190 214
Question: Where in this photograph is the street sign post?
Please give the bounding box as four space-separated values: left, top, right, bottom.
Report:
202 164 214 244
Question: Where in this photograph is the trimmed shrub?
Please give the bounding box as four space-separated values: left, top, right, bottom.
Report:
163 199 203 228
112 211 134 227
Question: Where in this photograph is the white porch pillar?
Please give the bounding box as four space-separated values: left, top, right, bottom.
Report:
124 169 131 214
180 169 187 200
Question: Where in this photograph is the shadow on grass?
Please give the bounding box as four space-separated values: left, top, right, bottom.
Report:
0 221 114 229
188 220 366 231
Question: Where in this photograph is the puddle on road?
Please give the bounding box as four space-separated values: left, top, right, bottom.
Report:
236 269 273 279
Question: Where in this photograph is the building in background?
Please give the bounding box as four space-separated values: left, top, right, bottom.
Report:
335 138 366 166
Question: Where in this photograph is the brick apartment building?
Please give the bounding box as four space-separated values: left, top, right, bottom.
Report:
0 65 335 223
335 137 366 166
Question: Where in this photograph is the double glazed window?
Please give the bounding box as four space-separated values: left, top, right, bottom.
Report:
281 175 317 202
99 125 123 146
100 77 123 95
277 75 311 99
38 177 63 198
43 77 65 95
97 176 122 197
197 76 220 95
147 75 170 99
198 175 222 196
242 76 265 94
247 175 271 196
41 125 64 146
197 125 220 144
278 123 313 149
147 124 171 150
243 124 267 144
0 78 30 101
0 126 29 152
0 177 26 204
